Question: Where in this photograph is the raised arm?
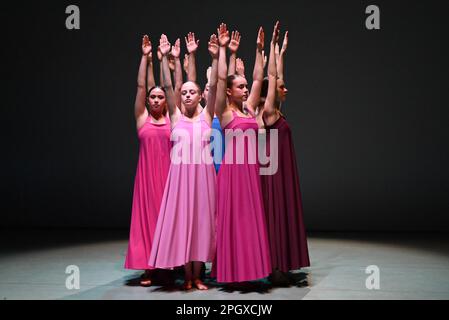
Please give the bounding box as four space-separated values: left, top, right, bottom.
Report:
245 27 265 115
263 22 280 117
183 54 189 78
157 47 164 87
227 31 241 76
135 35 151 124
277 31 288 81
205 34 219 123
185 32 199 82
215 23 230 119
146 39 156 90
159 35 181 123
171 38 184 111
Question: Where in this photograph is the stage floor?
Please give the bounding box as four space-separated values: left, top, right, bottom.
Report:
0 230 448 300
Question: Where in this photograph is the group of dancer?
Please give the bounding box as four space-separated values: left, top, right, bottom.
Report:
124 21 310 291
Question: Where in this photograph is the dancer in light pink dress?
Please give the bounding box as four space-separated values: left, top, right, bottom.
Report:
125 36 171 287
149 33 219 290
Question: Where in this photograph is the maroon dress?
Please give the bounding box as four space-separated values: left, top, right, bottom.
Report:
261 115 310 272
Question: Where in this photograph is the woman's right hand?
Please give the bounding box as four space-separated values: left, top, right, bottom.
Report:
142 35 152 56
217 23 230 47
159 34 171 56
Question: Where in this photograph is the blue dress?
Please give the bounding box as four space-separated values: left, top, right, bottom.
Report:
211 116 225 173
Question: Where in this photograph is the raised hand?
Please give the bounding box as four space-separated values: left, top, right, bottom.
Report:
185 32 199 54
142 35 152 56
257 27 265 51
272 21 280 45
228 31 241 53
217 23 230 47
236 58 245 77
208 34 219 58
280 31 288 55
159 34 171 56
171 38 181 59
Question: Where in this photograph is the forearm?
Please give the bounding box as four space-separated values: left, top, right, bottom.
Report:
135 54 148 117
277 52 285 80
246 48 264 112
215 46 228 116
161 56 177 115
137 54 148 89
159 66 164 88
207 58 218 118
187 53 197 82
253 47 264 82
174 57 183 110
264 43 277 113
146 56 156 90
228 52 236 76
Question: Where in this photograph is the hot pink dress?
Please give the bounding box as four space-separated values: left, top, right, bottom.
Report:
213 111 272 282
149 111 216 268
125 115 171 270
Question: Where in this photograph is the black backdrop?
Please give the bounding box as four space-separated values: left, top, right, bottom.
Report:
1 0 448 231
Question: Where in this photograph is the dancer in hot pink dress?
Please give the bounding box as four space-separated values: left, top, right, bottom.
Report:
213 24 272 284
125 36 171 287
149 33 219 290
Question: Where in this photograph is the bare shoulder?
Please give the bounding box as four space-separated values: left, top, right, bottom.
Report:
170 107 182 128
218 107 234 128
136 111 148 131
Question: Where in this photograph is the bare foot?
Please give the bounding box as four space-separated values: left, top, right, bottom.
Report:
140 270 152 287
193 279 208 290
140 278 152 287
183 280 193 291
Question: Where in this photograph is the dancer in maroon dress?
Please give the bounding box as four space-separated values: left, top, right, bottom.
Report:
258 24 310 285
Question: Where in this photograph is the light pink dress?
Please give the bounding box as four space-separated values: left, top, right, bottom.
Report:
149 111 216 268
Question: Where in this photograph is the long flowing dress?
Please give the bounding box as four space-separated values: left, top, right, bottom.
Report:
124 115 171 270
261 115 310 272
149 111 216 268
213 110 272 283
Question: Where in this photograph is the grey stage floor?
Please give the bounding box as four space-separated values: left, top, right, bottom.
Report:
0 229 448 300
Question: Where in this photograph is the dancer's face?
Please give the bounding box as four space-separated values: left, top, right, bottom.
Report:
227 76 249 103
277 79 288 102
181 81 202 112
148 88 166 114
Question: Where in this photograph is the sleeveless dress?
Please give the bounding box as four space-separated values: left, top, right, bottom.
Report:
261 115 310 272
213 110 272 282
125 115 171 270
149 111 216 268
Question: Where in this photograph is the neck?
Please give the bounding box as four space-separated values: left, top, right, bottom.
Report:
150 110 163 120
184 105 200 119
228 100 243 112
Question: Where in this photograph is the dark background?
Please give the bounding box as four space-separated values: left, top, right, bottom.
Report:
1 0 448 231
